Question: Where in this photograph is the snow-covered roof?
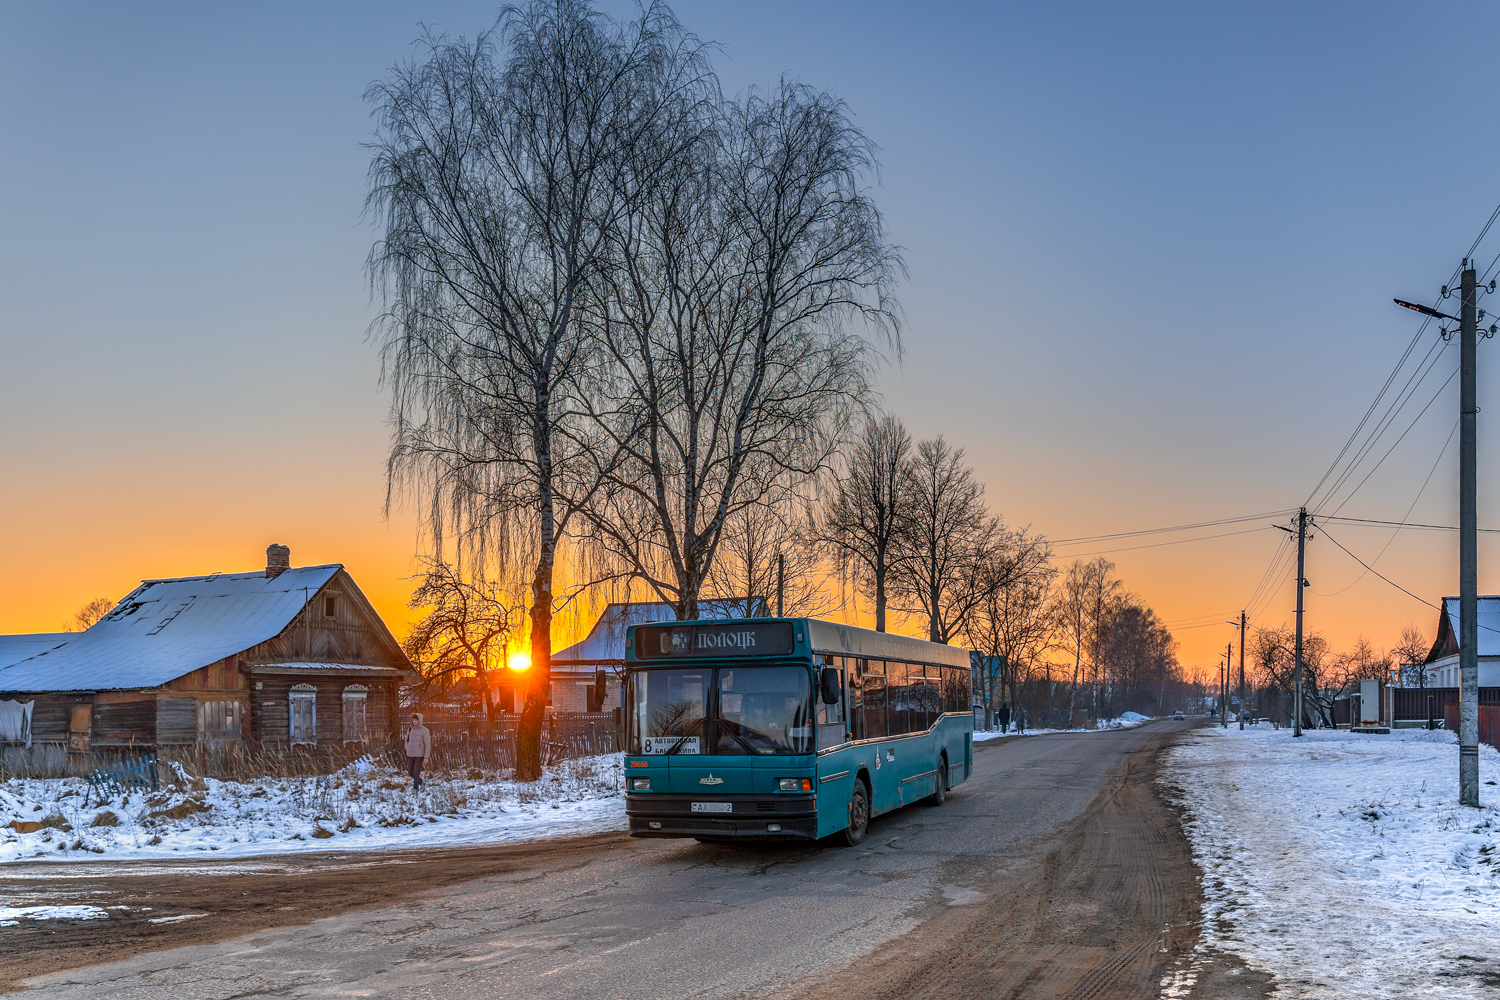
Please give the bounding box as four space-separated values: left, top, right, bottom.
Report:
0 633 71 670
1430 596 1500 662
247 662 405 675
0 565 341 693
552 599 764 665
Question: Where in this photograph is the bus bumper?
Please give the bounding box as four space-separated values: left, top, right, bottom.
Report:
625 793 818 840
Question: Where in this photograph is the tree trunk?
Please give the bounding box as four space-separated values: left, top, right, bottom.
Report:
874 562 887 632
517 542 554 782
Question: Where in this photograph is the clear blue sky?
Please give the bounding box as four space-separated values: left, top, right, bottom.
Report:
4 1 1500 665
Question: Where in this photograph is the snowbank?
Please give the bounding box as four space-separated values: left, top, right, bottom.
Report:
972 715 1154 742
0 754 626 863
1163 726 1500 999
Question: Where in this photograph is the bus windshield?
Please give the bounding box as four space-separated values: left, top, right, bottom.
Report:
629 664 812 756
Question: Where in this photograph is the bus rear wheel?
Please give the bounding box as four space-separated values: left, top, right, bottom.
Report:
925 758 948 806
840 781 870 846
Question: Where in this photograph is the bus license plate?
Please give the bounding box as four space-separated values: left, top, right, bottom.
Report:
691 802 732 813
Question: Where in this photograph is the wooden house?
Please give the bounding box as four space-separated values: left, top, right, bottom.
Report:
0 544 414 772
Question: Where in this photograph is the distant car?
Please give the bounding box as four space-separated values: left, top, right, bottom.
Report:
1173 711 1185 720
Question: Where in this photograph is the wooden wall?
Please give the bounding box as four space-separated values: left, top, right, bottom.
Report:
249 674 401 748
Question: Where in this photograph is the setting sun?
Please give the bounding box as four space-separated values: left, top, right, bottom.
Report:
506 651 532 672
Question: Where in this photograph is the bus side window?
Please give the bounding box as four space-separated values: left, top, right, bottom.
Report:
817 656 845 726
887 661 911 735
862 660 888 739
849 659 866 741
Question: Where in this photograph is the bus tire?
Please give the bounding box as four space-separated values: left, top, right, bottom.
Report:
840 780 870 846
925 757 948 807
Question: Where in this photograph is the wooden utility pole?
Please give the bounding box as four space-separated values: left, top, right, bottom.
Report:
1222 643 1232 728
1239 610 1248 730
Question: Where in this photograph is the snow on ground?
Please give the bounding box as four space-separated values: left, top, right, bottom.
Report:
0 754 625 864
972 714 1154 742
1162 725 1500 999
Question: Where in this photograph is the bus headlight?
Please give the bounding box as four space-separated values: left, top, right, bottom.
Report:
778 778 812 791
630 777 650 791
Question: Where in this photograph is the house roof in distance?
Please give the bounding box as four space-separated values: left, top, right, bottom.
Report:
0 633 72 670
1427 595 1500 662
0 565 341 693
552 599 765 666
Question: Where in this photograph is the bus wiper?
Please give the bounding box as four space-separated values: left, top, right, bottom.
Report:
662 735 690 756
713 719 760 756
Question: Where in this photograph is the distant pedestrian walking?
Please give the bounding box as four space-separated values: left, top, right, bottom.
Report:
998 702 1011 734
1016 706 1027 734
404 712 431 791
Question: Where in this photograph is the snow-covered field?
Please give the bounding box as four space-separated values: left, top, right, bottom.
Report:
972 711 1153 742
1163 726 1500 999
0 754 626 863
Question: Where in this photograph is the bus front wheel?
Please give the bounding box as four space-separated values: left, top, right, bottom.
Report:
840 781 870 846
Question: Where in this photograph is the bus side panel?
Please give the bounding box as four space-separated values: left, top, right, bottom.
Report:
815 745 860 839
940 715 973 785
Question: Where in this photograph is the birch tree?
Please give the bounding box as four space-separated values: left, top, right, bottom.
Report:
366 0 708 779
581 80 901 619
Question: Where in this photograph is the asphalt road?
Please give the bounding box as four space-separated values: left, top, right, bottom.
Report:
17 720 1196 999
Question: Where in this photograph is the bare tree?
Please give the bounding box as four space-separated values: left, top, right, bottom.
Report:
581 78 901 620
705 501 833 617
366 1 707 779
892 437 1004 644
963 529 1056 726
403 559 517 719
1055 557 1118 725
1390 622 1430 687
69 598 115 632
817 413 914 631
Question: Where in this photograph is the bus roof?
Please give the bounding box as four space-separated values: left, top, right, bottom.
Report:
623 617 970 669
805 619 971 668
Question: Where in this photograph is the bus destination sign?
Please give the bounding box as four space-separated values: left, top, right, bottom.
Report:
635 621 795 659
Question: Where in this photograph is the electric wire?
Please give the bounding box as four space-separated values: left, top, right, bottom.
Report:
1048 525 1273 559
1051 510 1294 545
1312 418 1460 598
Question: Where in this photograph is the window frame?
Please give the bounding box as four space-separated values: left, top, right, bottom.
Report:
289 684 317 745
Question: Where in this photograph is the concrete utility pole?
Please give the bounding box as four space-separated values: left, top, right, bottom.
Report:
776 553 785 618
1239 610 1247 730
1460 263 1481 807
1293 507 1308 737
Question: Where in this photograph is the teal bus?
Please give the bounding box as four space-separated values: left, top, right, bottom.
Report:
622 617 973 845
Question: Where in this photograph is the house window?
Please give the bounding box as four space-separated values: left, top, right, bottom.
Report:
342 685 368 744
289 684 317 744
197 701 241 743
324 597 337 620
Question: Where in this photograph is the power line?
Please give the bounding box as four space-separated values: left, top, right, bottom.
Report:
1051 510 1293 545
1049 525 1273 559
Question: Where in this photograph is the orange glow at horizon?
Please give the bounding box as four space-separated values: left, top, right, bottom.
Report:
507 651 532 672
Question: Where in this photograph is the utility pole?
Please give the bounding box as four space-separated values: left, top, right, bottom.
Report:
1460 263 1480 807
1396 269 1491 805
776 553 785 618
1223 643 1232 728
1293 507 1308 737
1239 610 1247 730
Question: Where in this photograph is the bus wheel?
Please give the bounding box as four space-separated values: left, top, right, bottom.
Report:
926 758 948 807
840 781 870 846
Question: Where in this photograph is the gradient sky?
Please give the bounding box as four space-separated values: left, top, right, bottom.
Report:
5 2 1500 671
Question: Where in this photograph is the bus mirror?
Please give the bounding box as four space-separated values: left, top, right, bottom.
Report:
819 667 841 705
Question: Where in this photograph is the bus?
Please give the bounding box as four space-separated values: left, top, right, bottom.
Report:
622 617 973 845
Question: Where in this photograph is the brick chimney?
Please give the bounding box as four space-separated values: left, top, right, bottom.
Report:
266 543 291 579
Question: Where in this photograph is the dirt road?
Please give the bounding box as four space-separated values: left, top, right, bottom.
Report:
1 720 1268 998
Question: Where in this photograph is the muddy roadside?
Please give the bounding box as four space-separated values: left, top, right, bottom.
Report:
0 831 631 993
769 729 1274 1000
